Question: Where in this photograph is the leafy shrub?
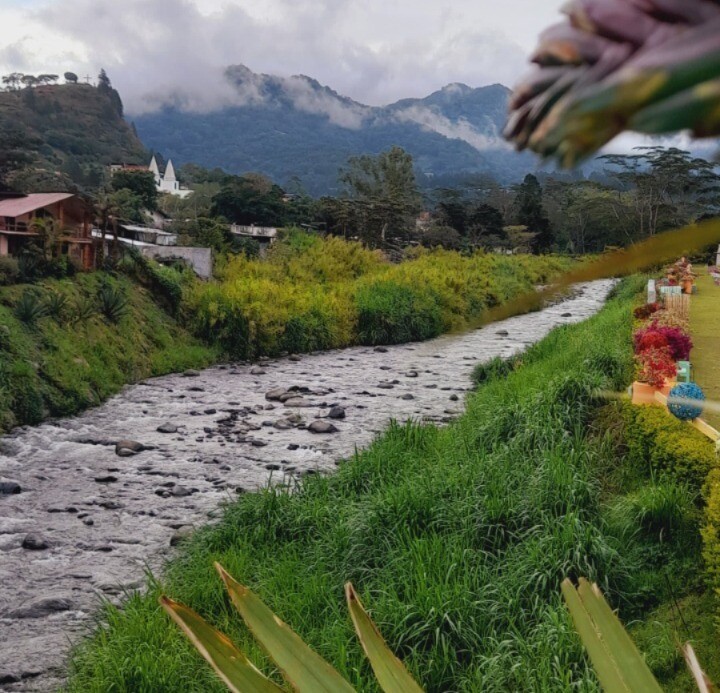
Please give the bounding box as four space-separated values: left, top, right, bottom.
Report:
355 281 443 345
0 257 20 286
282 307 334 354
634 346 676 387
43 291 69 322
702 468 720 598
612 481 697 539
97 281 129 323
72 295 98 324
633 303 660 320
633 323 692 360
188 234 572 358
14 290 48 325
620 402 716 488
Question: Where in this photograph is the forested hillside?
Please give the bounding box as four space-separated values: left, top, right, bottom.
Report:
0 76 147 192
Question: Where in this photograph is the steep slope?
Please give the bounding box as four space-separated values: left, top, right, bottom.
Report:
0 83 148 191
132 66 535 195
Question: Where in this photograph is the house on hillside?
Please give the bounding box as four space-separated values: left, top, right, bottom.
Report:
229 224 278 255
0 192 95 269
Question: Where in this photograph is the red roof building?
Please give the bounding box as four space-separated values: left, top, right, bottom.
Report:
0 192 95 270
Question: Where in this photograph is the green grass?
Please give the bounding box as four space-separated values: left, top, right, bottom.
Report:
689 270 720 429
0 272 217 432
65 276 713 692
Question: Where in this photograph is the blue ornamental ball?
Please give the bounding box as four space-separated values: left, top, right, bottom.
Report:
668 383 705 421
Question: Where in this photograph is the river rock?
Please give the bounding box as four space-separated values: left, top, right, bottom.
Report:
328 406 346 420
22 534 49 551
562 312 573 317
170 526 193 547
250 366 267 375
308 420 339 434
374 346 388 353
115 440 145 456
266 388 288 401
182 369 201 377
284 397 312 407
496 330 509 337
156 423 178 434
0 480 21 495
94 475 118 484
406 371 419 378
9 597 73 619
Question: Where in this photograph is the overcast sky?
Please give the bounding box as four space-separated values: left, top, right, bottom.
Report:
0 0 566 115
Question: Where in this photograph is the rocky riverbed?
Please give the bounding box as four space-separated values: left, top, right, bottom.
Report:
0 280 613 690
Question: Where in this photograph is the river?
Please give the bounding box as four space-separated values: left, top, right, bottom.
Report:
0 280 614 690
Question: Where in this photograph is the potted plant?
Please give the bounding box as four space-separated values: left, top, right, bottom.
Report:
632 345 677 405
681 265 696 294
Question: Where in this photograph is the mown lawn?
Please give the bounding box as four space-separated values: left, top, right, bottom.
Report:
66 277 712 692
689 270 720 429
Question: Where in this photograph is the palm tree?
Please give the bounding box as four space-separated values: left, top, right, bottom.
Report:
505 0 720 166
29 217 68 261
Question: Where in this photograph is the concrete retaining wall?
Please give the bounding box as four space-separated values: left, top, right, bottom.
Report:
140 246 213 279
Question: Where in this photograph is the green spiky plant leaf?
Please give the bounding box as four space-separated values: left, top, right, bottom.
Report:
345 583 424 693
562 578 714 692
160 596 282 693
161 562 425 693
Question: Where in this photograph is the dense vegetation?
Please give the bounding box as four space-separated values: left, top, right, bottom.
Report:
65 277 720 691
0 73 146 193
0 271 215 432
188 232 572 359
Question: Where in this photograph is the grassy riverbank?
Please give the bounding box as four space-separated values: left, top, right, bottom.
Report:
0 272 216 433
65 276 718 691
0 238 570 434
190 232 573 359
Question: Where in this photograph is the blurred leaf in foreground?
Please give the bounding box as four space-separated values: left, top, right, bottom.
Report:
505 0 720 165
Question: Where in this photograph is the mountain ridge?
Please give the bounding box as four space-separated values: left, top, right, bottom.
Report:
131 65 534 195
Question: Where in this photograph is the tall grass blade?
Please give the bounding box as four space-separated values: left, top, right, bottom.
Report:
159 596 282 693
562 579 663 692
216 563 356 693
682 643 714 693
345 583 424 693
561 579 631 692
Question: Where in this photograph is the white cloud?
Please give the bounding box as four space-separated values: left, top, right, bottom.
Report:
393 105 509 151
0 0 567 115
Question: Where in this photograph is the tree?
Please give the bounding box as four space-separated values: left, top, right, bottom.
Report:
94 187 144 261
97 69 111 93
97 68 124 116
339 146 422 247
600 147 720 238
64 72 79 84
515 174 553 253
0 124 35 189
211 174 287 226
111 170 158 210
2 73 24 90
467 203 506 245
37 74 59 86
20 75 38 89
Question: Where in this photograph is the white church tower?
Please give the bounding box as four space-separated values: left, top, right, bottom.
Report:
148 156 191 198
